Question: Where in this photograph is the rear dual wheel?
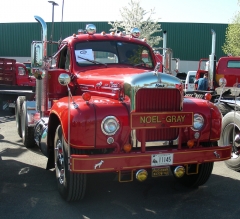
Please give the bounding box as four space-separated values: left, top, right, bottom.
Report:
15 96 25 138
21 101 35 148
54 125 86 201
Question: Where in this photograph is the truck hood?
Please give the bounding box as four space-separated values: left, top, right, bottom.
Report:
77 66 150 80
76 66 182 101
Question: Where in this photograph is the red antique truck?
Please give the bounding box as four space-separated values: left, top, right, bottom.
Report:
16 16 231 202
192 30 240 172
0 58 35 112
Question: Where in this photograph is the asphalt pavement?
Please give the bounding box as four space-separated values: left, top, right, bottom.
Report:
0 110 240 219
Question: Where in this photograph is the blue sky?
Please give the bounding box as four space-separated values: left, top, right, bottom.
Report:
0 0 238 23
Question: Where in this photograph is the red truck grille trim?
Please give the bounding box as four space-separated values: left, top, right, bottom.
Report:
135 88 181 141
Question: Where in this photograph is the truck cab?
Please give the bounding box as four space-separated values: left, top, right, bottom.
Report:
215 56 240 88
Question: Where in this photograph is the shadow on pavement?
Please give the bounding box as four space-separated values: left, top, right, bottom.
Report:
0 154 240 219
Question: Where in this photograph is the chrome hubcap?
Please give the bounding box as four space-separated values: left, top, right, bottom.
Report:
55 139 65 184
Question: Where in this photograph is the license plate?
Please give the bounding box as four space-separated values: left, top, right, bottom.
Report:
9 103 15 108
152 167 170 177
151 154 173 166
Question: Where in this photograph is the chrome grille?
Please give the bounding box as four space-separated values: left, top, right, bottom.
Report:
135 88 181 141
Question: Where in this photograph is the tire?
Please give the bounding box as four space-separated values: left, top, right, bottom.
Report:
218 112 240 171
54 125 86 201
21 101 35 148
16 96 26 138
217 103 232 117
171 162 214 187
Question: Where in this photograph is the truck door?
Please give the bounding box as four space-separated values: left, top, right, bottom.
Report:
16 64 33 86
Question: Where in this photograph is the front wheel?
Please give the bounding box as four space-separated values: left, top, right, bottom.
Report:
218 112 240 171
54 125 86 201
171 162 214 187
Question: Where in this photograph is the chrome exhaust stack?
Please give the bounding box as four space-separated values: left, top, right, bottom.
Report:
209 29 216 90
162 30 172 74
32 16 49 116
162 30 167 68
164 48 173 74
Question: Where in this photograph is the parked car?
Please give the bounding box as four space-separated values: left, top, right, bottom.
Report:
184 71 196 93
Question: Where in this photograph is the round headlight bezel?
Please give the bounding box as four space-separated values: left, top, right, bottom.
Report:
191 113 204 131
101 116 120 136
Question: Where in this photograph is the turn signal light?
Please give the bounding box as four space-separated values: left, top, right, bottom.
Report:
173 166 185 178
123 143 132 153
187 140 194 148
205 93 212 101
136 169 148 182
82 92 91 101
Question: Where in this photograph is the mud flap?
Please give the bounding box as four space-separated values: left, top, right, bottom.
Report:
46 149 55 170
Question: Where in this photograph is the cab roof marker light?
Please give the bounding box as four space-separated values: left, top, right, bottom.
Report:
86 24 96 35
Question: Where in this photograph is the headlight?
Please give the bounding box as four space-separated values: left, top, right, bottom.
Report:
192 113 204 131
101 116 120 135
219 77 227 87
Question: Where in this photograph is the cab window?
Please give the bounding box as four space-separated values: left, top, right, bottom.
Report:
18 67 26 75
227 61 240 68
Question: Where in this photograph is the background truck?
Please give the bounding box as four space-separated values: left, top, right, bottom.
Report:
189 30 240 172
0 58 35 112
194 30 240 107
16 15 231 202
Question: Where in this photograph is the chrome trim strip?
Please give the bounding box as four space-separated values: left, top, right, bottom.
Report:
131 129 179 147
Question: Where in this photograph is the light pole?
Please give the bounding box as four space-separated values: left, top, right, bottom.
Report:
48 1 59 56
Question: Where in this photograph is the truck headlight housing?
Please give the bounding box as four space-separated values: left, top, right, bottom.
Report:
101 116 120 135
192 113 204 131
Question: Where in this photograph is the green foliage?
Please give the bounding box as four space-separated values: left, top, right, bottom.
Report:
108 0 162 47
222 1 240 56
222 15 240 56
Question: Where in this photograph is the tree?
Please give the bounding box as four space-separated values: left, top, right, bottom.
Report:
222 1 240 56
108 0 162 47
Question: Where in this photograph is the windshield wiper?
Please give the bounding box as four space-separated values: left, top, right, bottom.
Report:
134 61 147 67
77 55 107 67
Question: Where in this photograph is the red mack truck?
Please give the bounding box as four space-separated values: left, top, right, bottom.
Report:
16 16 231 202
0 58 35 112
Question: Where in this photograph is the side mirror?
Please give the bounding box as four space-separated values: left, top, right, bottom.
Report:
31 42 43 70
58 73 70 86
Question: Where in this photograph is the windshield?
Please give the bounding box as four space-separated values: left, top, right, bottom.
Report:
74 40 154 68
